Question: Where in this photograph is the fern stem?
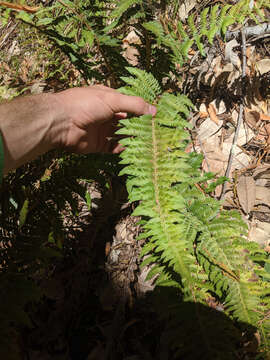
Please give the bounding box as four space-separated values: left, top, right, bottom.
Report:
151 116 197 301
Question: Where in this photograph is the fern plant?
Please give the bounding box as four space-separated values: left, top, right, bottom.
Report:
2 0 268 82
143 0 268 65
11 0 127 85
117 68 270 357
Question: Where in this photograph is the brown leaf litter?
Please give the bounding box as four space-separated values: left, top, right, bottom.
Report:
189 25 270 246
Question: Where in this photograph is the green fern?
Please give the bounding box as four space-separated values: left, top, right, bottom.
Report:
143 0 267 64
109 0 143 25
119 67 161 103
11 0 124 83
117 68 270 356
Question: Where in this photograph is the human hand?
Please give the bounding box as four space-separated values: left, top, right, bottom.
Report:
54 85 157 154
0 85 156 174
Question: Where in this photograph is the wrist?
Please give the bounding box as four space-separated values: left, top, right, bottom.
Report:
47 92 69 149
51 89 81 151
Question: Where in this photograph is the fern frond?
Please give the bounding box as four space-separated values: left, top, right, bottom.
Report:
118 69 270 354
188 13 205 56
119 67 161 103
177 21 189 40
118 70 208 302
200 7 209 36
143 21 164 45
108 0 143 30
145 1 267 66
110 0 142 19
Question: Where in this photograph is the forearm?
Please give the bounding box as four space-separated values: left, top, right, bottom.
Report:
0 93 63 174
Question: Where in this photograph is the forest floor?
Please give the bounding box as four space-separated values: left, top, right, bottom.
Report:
0 1 270 359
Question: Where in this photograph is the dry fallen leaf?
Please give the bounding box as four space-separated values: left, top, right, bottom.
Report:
246 46 253 60
207 103 219 125
122 30 140 66
201 139 227 175
245 110 261 130
237 176 256 214
199 111 208 118
255 186 270 208
212 99 226 115
260 113 270 121
249 221 270 246
225 39 241 68
256 59 270 75
197 117 222 141
178 0 197 20
246 100 269 115
255 178 268 187
199 129 250 176
253 164 270 179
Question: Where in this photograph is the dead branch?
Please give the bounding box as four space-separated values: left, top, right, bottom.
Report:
226 23 270 41
0 1 39 13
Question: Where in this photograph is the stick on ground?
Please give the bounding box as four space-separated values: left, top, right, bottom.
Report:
220 28 247 201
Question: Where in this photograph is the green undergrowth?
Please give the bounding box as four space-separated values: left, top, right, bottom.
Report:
0 151 121 359
0 16 81 97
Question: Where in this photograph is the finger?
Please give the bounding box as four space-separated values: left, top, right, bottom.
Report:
106 93 157 117
103 135 121 154
91 84 114 91
112 143 125 154
114 112 127 120
89 86 157 116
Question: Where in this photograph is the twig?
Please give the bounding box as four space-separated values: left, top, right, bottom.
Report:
220 28 247 201
0 1 39 13
247 33 270 44
226 22 270 41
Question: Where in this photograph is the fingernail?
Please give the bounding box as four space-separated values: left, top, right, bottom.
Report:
148 105 157 116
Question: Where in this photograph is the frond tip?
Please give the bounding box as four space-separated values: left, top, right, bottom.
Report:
119 67 161 103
